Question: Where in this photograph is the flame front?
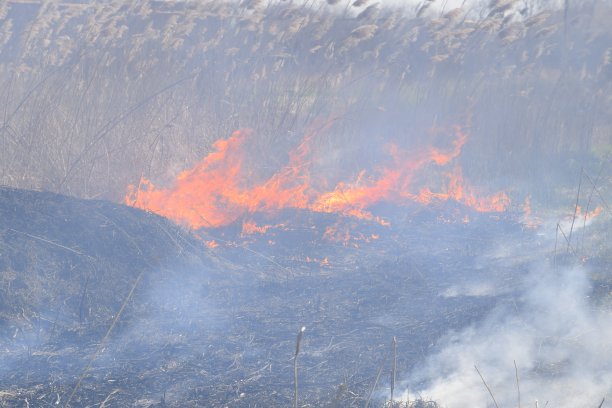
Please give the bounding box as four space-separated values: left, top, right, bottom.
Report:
125 124 510 229
126 130 250 228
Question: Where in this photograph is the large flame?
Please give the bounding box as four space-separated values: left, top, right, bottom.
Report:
125 123 510 229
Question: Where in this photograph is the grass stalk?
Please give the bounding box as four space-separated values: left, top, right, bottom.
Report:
581 166 605 252
365 362 384 408
583 170 612 216
294 326 306 408
474 365 499 408
566 167 583 253
391 336 396 404
64 270 144 407
514 360 521 408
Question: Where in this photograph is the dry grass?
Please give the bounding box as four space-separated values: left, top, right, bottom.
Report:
0 0 608 204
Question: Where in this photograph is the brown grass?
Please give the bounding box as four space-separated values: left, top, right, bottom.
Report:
0 0 608 203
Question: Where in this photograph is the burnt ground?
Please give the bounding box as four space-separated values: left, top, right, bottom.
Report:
0 187 609 407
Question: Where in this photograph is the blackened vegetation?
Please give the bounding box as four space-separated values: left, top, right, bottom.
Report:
0 186 217 405
0 186 211 329
0 186 559 407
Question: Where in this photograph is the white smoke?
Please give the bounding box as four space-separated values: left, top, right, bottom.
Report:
402 263 612 407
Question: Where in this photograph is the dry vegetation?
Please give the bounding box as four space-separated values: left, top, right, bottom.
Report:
0 2 610 406
0 186 519 407
0 0 610 204
1 183 607 405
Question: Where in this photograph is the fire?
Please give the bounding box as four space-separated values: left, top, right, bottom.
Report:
429 125 467 165
126 130 250 228
205 240 220 249
125 123 511 230
442 166 510 212
288 255 331 266
311 127 508 216
323 223 352 246
521 196 542 229
575 205 603 219
521 197 604 231
241 220 275 236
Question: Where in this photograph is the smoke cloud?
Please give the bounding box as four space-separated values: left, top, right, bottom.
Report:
403 261 612 407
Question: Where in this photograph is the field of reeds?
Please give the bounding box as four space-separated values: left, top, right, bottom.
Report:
0 2 611 406
0 0 610 204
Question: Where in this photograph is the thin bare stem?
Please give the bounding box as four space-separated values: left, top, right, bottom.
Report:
365 362 384 408
514 360 521 408
567 167 583 253
99 389 120 408
554 223 560 270
474 365 499 408
583 171 611 216
391 336 397 403
557 224 580 260
8 228 91 258
64 270 144 407
294 326 306 408
581 166 604 252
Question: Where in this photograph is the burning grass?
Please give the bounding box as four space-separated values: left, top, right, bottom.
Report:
0 0 611 406
0 0 609 204
0 184 609 406
0 187 531 406
125 123 511 231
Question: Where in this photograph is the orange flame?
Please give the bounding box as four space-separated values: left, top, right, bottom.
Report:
126 130 250 228
311 126 508 216
125 123 510 229
241 220 275 236
323 223 352 245
521 196 542 229
205 240 220 249
575 205 603 219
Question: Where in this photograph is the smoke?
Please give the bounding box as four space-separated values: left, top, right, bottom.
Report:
402 262 612 407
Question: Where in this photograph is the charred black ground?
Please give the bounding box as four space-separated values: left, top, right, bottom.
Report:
1 186 609 407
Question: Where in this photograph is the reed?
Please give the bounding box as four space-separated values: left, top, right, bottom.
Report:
294 326 306 408
0 0 607 208
390 336 397 404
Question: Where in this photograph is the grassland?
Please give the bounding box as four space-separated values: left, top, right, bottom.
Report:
0 0 609 204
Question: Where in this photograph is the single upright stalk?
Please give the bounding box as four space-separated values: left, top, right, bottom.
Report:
514 360 521 408
390 336 397 404
294 326 306 408
567 167 583 253
365 363 384 408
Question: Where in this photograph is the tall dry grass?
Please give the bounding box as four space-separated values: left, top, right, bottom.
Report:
0 0 609 203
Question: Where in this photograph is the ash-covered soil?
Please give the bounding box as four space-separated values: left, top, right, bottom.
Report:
0 187 609 407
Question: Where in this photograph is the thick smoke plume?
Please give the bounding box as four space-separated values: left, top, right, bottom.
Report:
404 261 611 407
